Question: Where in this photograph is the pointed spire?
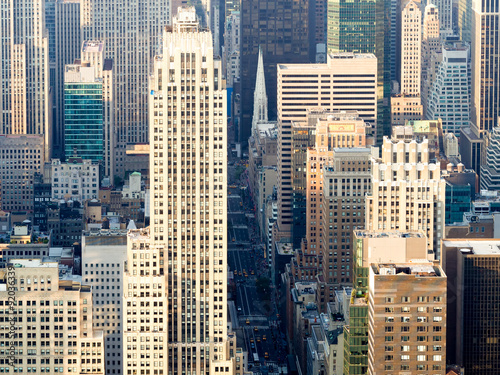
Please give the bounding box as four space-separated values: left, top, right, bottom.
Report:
252 46 268 136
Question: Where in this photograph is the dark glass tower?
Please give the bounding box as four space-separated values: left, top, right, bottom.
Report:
327 0 392 142
239 0 312 145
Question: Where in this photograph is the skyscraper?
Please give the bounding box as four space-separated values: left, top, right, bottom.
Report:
426 43 470 135
81 0 170 156
239 0 311 144
137 8 239 374
442 239 500 374
46 0 81 158
276 53 377 243
470 0 500 135
0 0 51 157
366 137 446 259
327 0 391 141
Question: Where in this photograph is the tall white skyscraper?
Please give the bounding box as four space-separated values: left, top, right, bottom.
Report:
400 0 421 97
0 0 51 156
123 8 241 375
81 0 170 167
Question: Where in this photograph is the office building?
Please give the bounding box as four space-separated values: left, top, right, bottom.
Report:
368 262 447 374
46 0 82 157
480 127 500 190
82 229 128 375
326 0 391 140
145 8 238 374
429 0 452 35
343 230 432 374
366 137 446 258
391 0 423 125
443 165 476 225
319 148 372 293
33 173 52 232
0 135 45 213
239 0 310 144
426 43 470 135
81 0 170 149
458 0 473 43
470 0 500 135
421 4 441 104
276 53 377 243
223 11 240 88
0 259 104 374
442 239 500 374
51 158 100 202
292 113 369 283
400 0 421 97
0 0 52 157
64 52 114 170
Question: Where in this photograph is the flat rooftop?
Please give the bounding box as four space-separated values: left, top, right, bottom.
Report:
9 259 58 268
354 230 425 239
372 262 443 277
442 239 500 255
82 40 104 53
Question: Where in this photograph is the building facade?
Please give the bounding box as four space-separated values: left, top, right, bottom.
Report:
0 0 52 157
81 0 170 149
239 0 311 144
82 229 128 375
0 259 104 374
442 239 500 374
426 43 470 135
46 0 82 158
51 158 99 202
277 53 378 243
366 138 446 259
0 135 45 212
367 262 447 374
144 8 239 374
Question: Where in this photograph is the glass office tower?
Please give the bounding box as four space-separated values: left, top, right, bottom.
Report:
64 72 104 161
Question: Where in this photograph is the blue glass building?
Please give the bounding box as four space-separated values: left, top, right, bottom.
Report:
64 72 104 162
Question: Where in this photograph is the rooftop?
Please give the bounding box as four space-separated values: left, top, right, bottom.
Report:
9 259 58 268
442 239 500 255
371 262 443 277
354 230 425 239
82 40 104 53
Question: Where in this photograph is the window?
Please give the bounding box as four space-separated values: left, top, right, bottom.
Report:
417 345 426 351
433 355 442 361
401 355 410 361
417 355 426 361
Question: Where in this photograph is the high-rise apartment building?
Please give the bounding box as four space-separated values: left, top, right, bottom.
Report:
0 135 45 212
426 43 470 135
442 239 500 374
82 229 128 375
81 0 170 150
367 262 447 374
143 8 239 374
276 53 377 242
46 0 82 157
0 259 104 374
239 0 310 144
366 137 446 259
480 127 500 190
0 0 52 157
470 0 500 135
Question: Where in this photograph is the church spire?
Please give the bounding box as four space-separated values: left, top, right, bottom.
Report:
251 46 268 136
